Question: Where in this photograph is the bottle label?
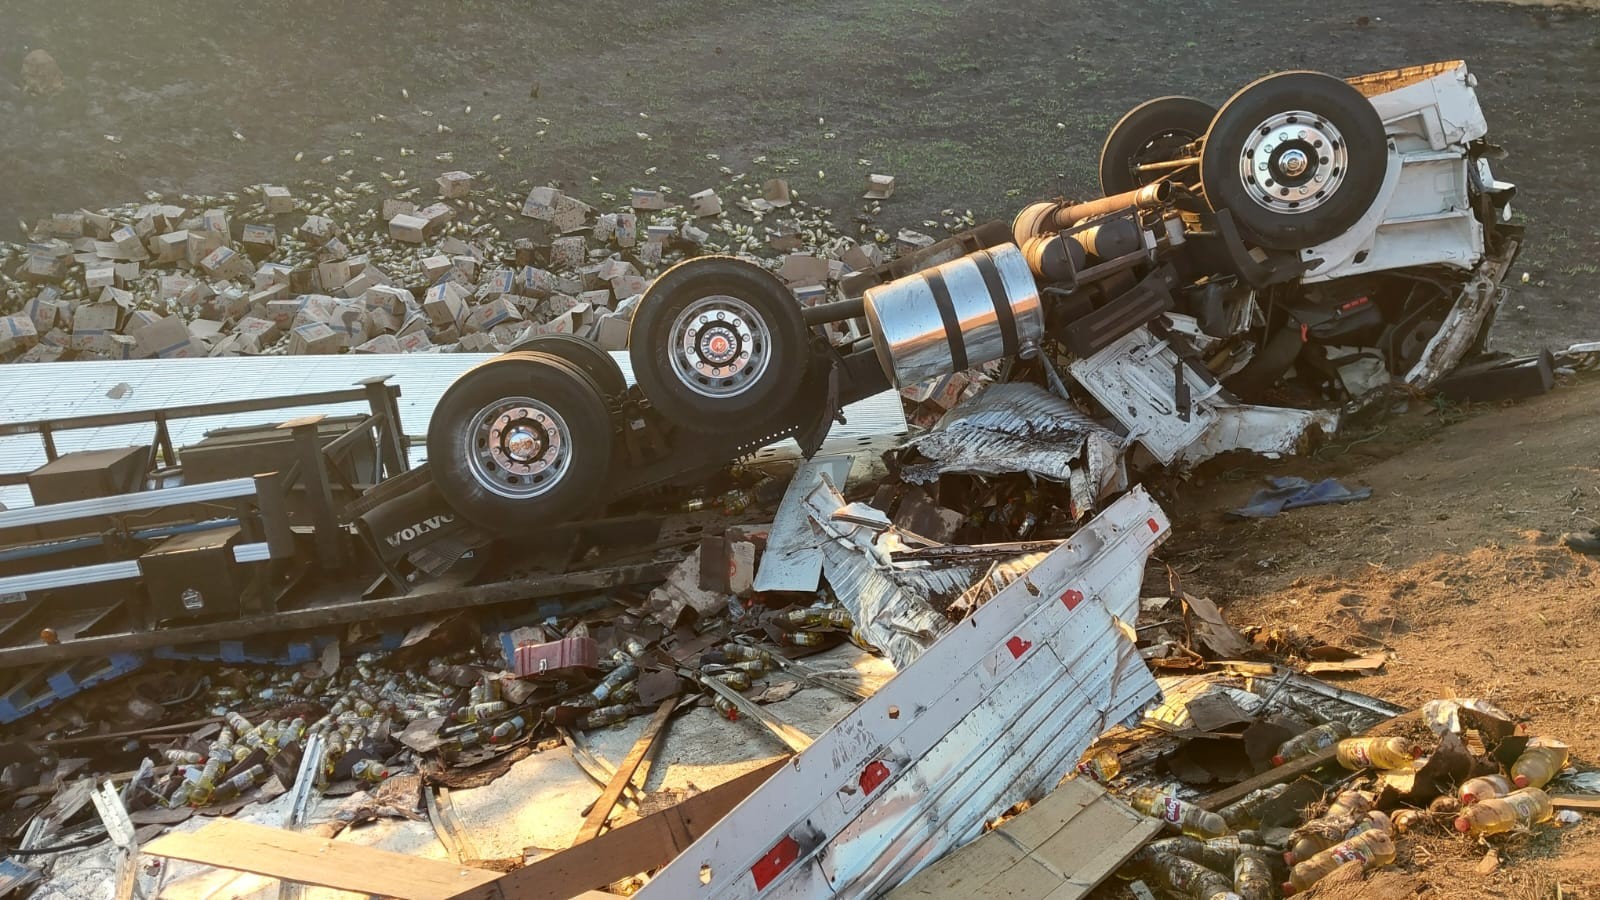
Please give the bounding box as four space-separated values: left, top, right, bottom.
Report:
1330 846 1372 865
1507 795 1540 817
1351 744 1372 766
1161 797 1184 824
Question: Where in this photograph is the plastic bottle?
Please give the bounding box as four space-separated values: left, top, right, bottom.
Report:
713 671 753 691
779 631 826 647
1335 736 1417 771
1142 853 1242 900
209 764 266 804
713 696 740 721
1510 740 1569 789
1326 789 1375 820
1139 835 1260 872
1233 846 1276 900
1272 722 1352 766
351 758 389 783
163 749 204 765
1128 786 1229 839
1217 783 1289 830
1460 773 1513 805
1075 747 1122 783
453 701 509 724
577 705 632 729
488 716 526 744
1282 828 1396 895
1455 787 1554 835
437 728 484 753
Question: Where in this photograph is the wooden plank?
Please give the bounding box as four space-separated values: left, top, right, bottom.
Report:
887 779 1159 900
143 818 500 900
0 559 675 668
1552 794 1600 812
1199 708 1421 811
452 758 787 900
1197 746 1339 811
574 698 678 845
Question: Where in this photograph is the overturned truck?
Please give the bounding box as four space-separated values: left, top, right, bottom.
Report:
381 60 1516 571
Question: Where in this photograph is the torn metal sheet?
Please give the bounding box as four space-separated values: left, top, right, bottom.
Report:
1400 238 1518 391
899 382 1112 481
634 487 1170 899
801 478 1005 668
753 456 854 593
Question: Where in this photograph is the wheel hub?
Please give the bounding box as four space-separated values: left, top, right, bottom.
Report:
1238 111 1349 214
467 398 573 499
669 295 773 398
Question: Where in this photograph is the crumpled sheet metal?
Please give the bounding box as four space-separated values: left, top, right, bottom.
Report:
800 478 968 669
898 383 1126 513
635 487 1170 900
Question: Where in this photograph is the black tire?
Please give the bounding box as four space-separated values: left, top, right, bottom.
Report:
1098 96 1216 195
629 256 807 432
426 352 613 533
1201 71 1387 250
506 333 627 398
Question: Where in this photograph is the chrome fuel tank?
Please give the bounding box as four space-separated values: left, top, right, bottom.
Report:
862 242 1042 388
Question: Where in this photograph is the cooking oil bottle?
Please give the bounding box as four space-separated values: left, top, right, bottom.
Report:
1127 786 1229 839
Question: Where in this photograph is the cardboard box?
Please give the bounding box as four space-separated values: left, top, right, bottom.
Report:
689 188 722 218
863 173 896 199
466 296 521 334
436 171 474 199
395 329 434 353
477 268 515 298
382 198 417 220
593 313 631 350
764 178 792 207
71 303 120 348
263 185 294 214
287 321 344 354
592 214 617 244
353 334 403 354
549 236 585 271
417 203 454 228
241 224 277 255
317 258 352 292
779 253 830 286
610 274 648 301
630 188 666 211
388 213 429 244
420 255 454 283
200 246 251 279
298 215 338 245
521 186 561 220
0 315 40 355
615 213 637 248
423 281 471 328
551 195 592 234
134 316 203 359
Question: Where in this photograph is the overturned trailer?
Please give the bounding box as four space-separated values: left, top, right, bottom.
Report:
388 60 1515 560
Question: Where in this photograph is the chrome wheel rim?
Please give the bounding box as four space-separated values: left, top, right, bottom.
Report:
1238 111 1349 214
466 396 572 499
667 294 773 399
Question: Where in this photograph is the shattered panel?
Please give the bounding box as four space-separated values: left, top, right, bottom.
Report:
634 487 1170 900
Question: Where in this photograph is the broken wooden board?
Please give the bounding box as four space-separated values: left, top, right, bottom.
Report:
885 778 1160 899
451 758 786 900
1305 652 1389 676
143 817 500 900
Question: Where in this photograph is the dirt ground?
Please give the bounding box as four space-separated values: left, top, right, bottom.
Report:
1168 376 1600 896
3 0 1599 352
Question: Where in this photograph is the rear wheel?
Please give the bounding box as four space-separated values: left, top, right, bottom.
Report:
629 256 806 432
1098 96 1216 195
1200 71 1387 250
507 332 627 398
427 352 613 532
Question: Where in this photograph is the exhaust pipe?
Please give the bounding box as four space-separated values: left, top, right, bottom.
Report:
1054 182 1172 228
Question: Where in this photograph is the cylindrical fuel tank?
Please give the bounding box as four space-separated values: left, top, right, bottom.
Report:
862 242 1042 388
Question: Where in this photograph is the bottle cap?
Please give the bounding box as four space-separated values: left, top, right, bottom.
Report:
1461 792 1476 804
1513 774 1530 788
1271 755 1286 766
1281 883 1297 897
1454 817 1471 833
1282 850 1294 865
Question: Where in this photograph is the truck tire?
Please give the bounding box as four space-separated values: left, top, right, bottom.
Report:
1200 71 1387 250
1099 96 1216 195
629 256 806 432
507 333 627 398
427 352 613 533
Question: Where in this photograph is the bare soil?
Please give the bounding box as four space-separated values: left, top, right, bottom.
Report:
1171 376 1600 896
3 0 1599 352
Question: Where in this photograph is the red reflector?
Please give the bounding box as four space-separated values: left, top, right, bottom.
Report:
751 835 801 890
1147 517 1160 534
1005 635 1032 659
860 760 890 795
1340 296 1369 311
1060 589 1085 610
